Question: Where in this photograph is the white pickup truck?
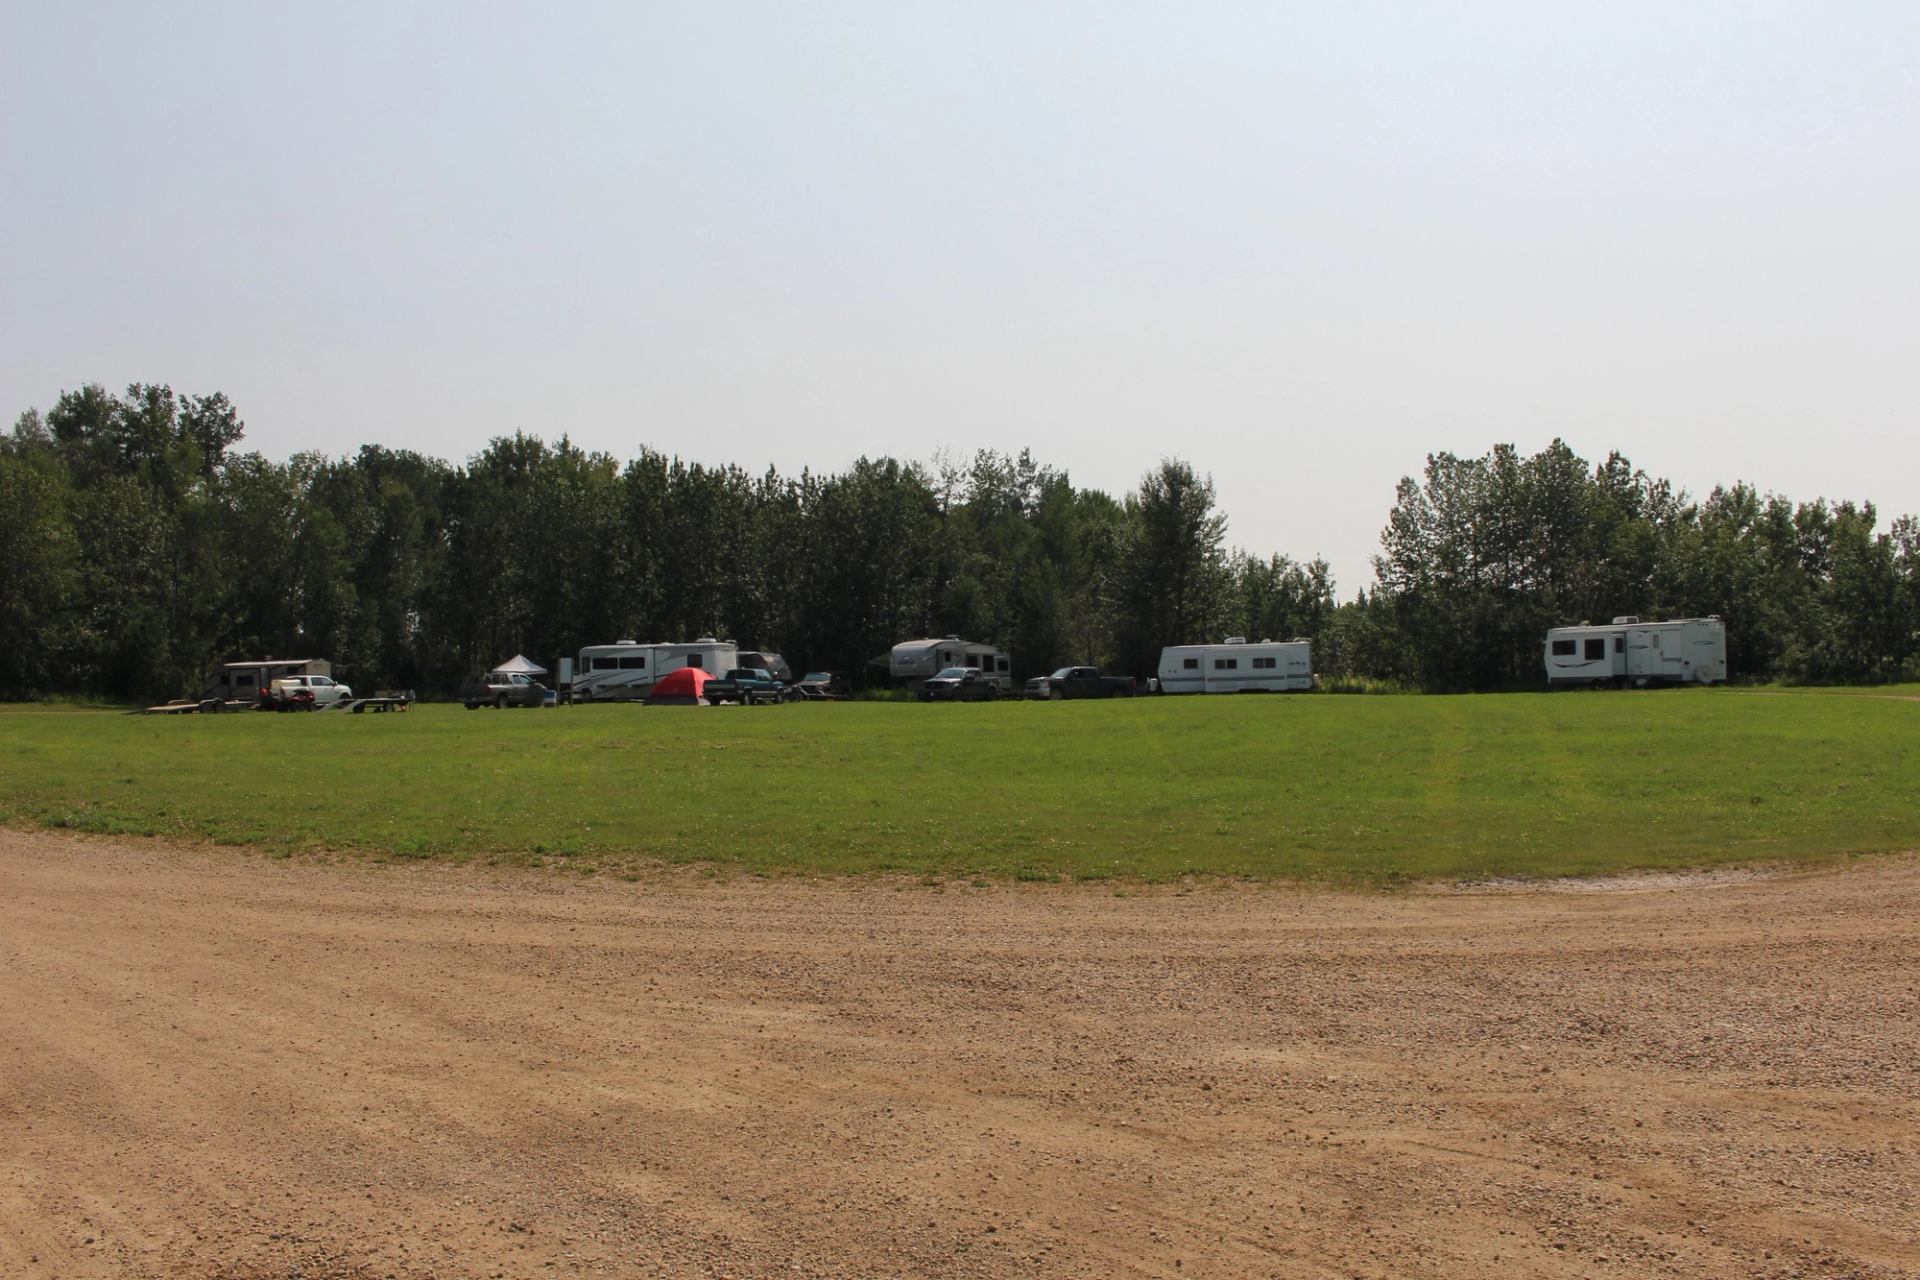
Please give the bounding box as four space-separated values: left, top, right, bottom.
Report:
269 674 353 707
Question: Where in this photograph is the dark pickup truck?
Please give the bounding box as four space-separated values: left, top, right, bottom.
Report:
1044 666 1139 699
703 667 789 705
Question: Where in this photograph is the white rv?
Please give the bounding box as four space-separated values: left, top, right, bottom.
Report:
1544 616 1726 688
1157 638 1314 694
572 638 739 702
886 636 1014 692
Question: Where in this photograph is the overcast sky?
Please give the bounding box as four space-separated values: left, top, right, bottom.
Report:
4 2 1916 592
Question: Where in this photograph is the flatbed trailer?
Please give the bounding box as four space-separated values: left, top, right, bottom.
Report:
145 699 257 714
342 696 411 713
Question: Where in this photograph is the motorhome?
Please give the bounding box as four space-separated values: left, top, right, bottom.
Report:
1157 638 1313 694
202 658 330 703
884 636 1013 692
1544 616 1726 687
572 638 739 702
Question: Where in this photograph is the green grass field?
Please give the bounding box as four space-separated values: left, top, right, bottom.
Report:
1 690 1914 882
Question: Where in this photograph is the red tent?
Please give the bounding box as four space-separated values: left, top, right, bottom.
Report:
645 666 716 705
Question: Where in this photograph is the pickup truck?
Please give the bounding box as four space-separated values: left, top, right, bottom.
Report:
791 671 850 701
460 671 548 709
1043 667 1139 699
266 674 353 708
703 667 789 705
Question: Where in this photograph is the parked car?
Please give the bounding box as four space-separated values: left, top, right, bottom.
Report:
460 671 549 709
268 674 353 707
703 667 789 705
792 671 851 701
919 666 1000 702
1044 666 1139 699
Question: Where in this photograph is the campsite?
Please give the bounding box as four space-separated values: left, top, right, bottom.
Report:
6 5 1919 1276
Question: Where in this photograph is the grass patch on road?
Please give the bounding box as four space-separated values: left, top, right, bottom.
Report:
0 691 1914 882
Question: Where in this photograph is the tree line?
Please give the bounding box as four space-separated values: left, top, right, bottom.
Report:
3 383 1916 700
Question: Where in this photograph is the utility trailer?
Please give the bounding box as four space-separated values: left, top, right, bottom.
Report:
342 694 412 713
1157 638 1314 693
1544 616 1727 687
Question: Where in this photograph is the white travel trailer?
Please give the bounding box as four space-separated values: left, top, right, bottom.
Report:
885 636 1013 692
1544 616 1726 688
572 638 739 702
1158 638 1314 693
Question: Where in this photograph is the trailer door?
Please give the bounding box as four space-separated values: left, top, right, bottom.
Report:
1625 630 1655 679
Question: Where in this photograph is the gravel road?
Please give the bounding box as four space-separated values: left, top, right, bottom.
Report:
2 831 1915 1279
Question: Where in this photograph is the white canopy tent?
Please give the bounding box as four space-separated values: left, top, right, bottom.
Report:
489 654 548 676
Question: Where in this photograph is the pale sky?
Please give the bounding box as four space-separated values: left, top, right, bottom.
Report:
4 2 1916 593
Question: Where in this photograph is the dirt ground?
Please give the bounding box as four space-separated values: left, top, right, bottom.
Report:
2 833 1915 1279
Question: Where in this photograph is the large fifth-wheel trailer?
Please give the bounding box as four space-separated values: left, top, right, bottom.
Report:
883 636 1015 692
1544 616 1726 687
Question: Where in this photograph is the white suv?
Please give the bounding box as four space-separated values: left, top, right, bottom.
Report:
270 675 353 706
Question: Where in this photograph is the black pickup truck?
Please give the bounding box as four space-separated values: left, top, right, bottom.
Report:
1043 666 1139 699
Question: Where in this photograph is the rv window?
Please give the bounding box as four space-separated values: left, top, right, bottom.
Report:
1551 639 1576 657
1214 658 1238 670
1614 637 1624 654
687 654 703 668
1183 658 1199 670
998 657 1009 672
591 657 615 671
1584 638 1606 661
618 656 647 670
1252 656 1276 669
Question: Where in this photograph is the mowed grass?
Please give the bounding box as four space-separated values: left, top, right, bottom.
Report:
0 690 1914 882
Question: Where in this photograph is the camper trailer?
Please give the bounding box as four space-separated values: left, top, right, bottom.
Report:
1544 616 1726 687
572 638 739 702
885 636 1013 692
202 659 331 703
1157 638 1313 694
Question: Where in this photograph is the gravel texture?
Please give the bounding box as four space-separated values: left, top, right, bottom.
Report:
2 831 1915 1279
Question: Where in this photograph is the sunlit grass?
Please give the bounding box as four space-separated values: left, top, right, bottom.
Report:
0 689 1913 882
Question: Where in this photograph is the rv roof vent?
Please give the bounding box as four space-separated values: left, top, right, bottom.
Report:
1223 636 1247 645
944 634 960 640
617 638 637 645
1611 615 1640 625
1708 614 1721 621
694 636 719 644
1291 637 1310 644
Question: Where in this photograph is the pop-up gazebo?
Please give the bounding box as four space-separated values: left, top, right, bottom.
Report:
490 654 547 676
645 666 714 706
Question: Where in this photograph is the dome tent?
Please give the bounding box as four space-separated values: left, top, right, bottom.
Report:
645 666 715 705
